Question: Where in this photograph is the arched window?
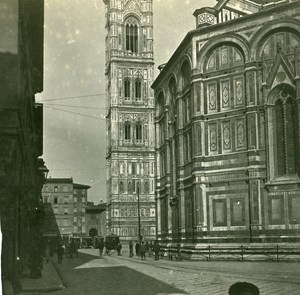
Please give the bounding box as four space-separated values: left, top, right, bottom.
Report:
124 78 131 100
135 79 142 100
158 92 165 116
181 60 191 89
124 122 131 141
144 181 149 194
125 18 139 53
128 181 133 194
119 182 124 194
136 123 143 142
274 92 298 177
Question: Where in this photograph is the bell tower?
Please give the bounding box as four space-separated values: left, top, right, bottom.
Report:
103 0 156 241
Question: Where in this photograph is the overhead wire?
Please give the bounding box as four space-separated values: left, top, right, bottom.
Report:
44 105 105 121
37 92 106 102
43 103 106 110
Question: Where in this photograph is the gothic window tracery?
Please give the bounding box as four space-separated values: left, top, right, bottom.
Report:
136 122 142 142
125 17 139 53
135 78 142 100
124 122 131 142
124 78 131 100
273 90 298 177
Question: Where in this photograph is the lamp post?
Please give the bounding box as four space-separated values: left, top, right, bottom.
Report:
137 182 141 241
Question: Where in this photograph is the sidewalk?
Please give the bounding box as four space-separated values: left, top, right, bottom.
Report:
19 259 64 293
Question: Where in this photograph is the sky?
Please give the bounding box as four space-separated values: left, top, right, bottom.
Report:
36 0 216 204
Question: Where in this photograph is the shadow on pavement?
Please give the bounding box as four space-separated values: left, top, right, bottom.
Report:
53 253 186 295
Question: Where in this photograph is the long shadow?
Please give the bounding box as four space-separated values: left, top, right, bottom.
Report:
53 253 186 295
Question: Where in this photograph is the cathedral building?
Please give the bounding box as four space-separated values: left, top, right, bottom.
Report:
104 0 156 241
152 0 300 245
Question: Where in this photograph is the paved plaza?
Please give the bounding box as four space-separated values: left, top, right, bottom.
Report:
16 248 300 295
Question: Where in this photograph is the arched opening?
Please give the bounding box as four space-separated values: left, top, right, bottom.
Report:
125 18 139 53
136 122 143 142
135 79 142 100
124 78 131 100
124 122 131 142
180 59 191 90
89 228 98 238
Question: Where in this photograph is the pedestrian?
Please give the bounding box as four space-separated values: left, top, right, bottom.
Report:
140 241 146 260
135 240 140 257
153 240 160 261
149 240 153 256
117 242 122 256
176 243 182 261
228 282 260 295
145 241 150 256
57 243 64 264
44 244 50 263
98 237 105 258
70 240 78 258
129 241 134 257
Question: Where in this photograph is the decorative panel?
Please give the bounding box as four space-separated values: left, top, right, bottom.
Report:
220 47 229 66
234 77 244 107
233 48 243 64
220 80 230 109
222 121 231 151
236 119 245 149
209 123 218 153
207 83 217 111
207 52 216 70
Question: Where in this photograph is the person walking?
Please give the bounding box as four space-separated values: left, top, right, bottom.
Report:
57 243 64 264
135 240 140 257
145 241 150 257
44 244 50 263
140 241 146 260
129 241 134 257
117 242 122 256
98 237 105 258
153 240 160 261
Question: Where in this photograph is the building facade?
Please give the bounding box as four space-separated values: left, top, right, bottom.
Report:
152 0 300 245
0 0 46 287
42 178 90 243
104 0 156 241
86 202 107 238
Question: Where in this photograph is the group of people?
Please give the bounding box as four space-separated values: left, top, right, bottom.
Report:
128 240 161 260
54 240 79 264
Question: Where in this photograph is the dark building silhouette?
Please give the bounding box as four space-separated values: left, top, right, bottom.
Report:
0 0 46 289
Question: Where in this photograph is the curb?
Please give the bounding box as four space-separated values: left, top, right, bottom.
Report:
20 260 64 293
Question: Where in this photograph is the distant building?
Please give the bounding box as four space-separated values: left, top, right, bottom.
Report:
103 0 156 241
86 202 107 238
152 0 300 244
42 178 90 242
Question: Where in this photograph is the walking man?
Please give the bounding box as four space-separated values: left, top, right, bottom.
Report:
129 241 134 257
98 237 105 258
135 240 140 257
153 240 160 261
140 241 146 260
57 242 64 264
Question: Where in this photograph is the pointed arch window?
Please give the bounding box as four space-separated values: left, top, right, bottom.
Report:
136 122 143 143
124 122 131 142
125 18 139 53
124 78 131 100
128 181 133 194
181 60 191 89
144 181 149 194
135 79 142 100
119 181 124 194
274 94 298 177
